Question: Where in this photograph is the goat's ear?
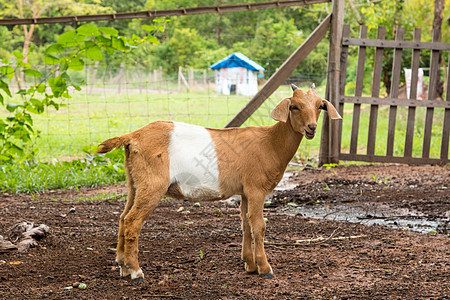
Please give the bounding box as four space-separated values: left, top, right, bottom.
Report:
271 98 291 122
321 99 342 120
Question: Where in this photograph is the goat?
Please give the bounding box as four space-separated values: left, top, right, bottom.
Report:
97 85 342 281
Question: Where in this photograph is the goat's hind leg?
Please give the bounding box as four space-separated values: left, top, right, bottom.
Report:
116 175 136 278
122 187 165 281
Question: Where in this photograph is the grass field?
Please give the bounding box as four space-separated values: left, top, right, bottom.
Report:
1 83 447 162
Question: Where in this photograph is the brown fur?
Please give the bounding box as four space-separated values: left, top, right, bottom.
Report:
97 89 341 280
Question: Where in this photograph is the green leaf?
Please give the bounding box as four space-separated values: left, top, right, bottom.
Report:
44 44 64 54
68 57 85 71
43 54 60 65
6 104 21 112
30 98 44 113
48 75 67 98
95 35 111 47
0 66 15 79
142 25 155 32
17 61 31 69
13 51 24 60
0 80 12 97
36 83 46 93
58 30 84 47
77 24 100 37
6 142 23 156
59 58 69 72
146 35 159 45
98 27 118 36
0 93 3 105
112 37 129 50
86 45 103 60
23 69 42 78
104 46 114 55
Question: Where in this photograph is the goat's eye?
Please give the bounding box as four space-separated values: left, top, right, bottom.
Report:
290 105 300 111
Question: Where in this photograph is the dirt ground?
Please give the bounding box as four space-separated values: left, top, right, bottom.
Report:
0 164 449 299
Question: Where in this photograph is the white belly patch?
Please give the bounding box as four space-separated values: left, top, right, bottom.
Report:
168 122 222 201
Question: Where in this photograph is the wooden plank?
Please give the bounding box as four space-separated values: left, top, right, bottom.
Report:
339 153 448 165
422 24 442 158
342 38 450 51
366 26 385 156
225 13 331 128
0 0 331 26
404 28 422 158
340 96 450 108
349 25 367 155
441 54 450 161
337 24 351 156
319 0 345 165
386 27 404 157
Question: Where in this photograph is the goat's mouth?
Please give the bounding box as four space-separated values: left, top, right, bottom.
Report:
304 130 315 139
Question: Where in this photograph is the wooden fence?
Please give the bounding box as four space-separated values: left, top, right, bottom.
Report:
331 24 450 165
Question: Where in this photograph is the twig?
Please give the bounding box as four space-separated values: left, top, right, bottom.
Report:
141 295 184 299
265 233 368 248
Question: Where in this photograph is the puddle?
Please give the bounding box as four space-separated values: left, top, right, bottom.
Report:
274 171 298 191
286 203 448 234
274 172 449 235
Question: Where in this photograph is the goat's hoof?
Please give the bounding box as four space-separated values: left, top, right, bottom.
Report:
132 277 145 283
260 273 274 279
244 262 258 274
130 268 144 281
119 265 131 278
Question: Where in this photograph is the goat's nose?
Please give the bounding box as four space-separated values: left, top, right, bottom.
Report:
308 124 317 132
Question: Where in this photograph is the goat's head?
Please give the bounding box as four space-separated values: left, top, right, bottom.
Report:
271 84 342 139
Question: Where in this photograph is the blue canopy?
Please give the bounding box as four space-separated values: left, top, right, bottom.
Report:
210 52 265 73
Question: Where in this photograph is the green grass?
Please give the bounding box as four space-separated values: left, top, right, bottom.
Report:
0 149 125 193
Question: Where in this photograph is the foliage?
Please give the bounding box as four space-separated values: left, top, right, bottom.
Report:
0 23 158 161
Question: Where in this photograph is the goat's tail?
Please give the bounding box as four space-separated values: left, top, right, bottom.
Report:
96 135 130 153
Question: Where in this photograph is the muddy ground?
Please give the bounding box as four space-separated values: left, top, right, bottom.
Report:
0 164 449 299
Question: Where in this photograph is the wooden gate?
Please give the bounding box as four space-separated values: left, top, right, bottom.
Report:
326 24 450 165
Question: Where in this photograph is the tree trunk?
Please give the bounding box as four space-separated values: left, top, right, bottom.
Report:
430 0 444 99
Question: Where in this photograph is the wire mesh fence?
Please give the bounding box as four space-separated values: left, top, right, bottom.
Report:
3 62 327 161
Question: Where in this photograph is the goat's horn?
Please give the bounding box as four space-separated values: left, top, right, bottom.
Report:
311 83 316 90
291 84 299 91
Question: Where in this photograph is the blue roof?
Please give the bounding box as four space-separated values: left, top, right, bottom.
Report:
210 52 265 73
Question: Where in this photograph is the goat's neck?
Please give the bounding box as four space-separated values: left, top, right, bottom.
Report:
269 121 303 168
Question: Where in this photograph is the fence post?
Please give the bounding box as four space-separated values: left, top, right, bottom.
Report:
319 0 344 166
118 63 124 94
189 68 194 88
178 66 182 91
138 65 143 94
203 69 207 86
159 66 163 93
89 61 99 95
178 66 190 90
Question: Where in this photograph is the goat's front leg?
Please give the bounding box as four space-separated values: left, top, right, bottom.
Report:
240 195 257 273
246 190 273 278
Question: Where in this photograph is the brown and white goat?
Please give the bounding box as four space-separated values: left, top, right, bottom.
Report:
97 85 341 280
